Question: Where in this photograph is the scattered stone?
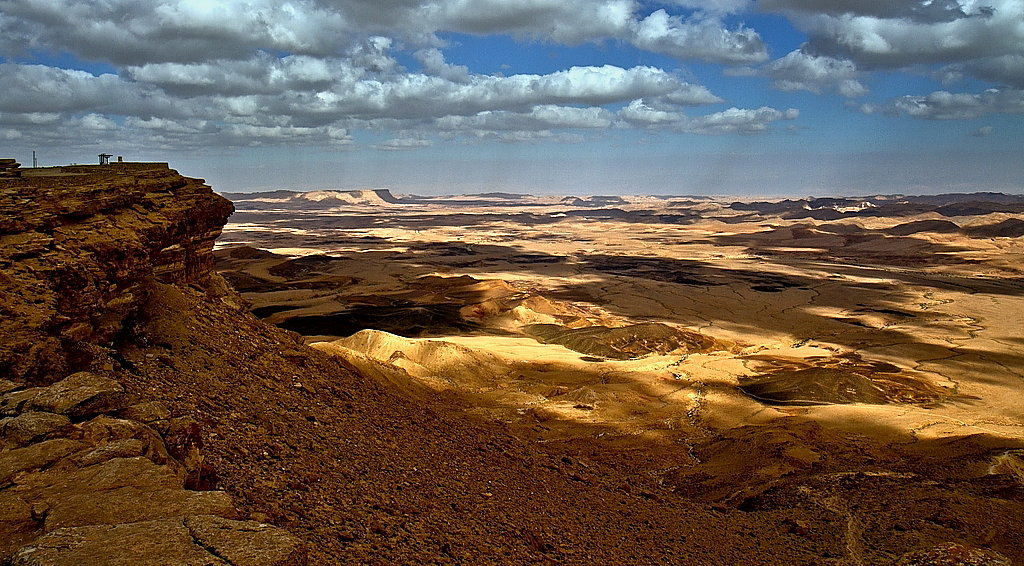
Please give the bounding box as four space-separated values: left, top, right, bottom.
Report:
895 542 1011 565
26 372 124 418
0 412 71 449
782 518 811 536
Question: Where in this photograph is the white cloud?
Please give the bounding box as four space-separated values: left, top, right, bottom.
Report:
943 54 1024 88
860 88 1024 119
413 48 471 83
282 64 718 121
629 9 767 64
763 0 1024 70
0 0 352 64
683 106 799 133
434 0 636 43
1 0 768 67
729 49 869 97
618 99 684 124
664 0 753 16
375 137 433 150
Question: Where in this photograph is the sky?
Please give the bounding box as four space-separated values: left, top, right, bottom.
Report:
1 0 1022 196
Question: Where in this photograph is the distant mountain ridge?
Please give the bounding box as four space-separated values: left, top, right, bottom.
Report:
222 188 403 205
730 192 1024 219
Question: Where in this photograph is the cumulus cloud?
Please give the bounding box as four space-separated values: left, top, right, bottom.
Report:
683 106 799 133
618 99 685 124
665 0 754 16
413 48 471 83
1 0 768 66
859 88 1024 119
729 49 869 97
435 105 615 133
274 64 719 122
629 9 766 64
0 0 352 65
762 0 1024 70
942 54 1024 88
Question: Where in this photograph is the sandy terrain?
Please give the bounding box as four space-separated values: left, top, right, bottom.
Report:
216 190 1024 516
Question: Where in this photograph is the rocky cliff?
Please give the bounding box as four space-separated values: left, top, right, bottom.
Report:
0 163 232 383
0 164 303 564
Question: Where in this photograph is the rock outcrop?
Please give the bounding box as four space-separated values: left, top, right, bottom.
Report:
0 372 303 564
0 163 302 564
0 163 233 384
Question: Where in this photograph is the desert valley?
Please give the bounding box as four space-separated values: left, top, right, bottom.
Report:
1 162 1022 564
217 186 1024 561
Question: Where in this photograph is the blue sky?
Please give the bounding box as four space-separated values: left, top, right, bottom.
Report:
1 0 1022 195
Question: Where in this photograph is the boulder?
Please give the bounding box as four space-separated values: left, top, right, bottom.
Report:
26 372 124 418
0 388 45 417
44 488 236 532
9 518 229 566
0 439 85 483
10 516 304 566
0 491 39 560
78 416 172 467
67 438 147 467
116 401 171 423
184 515 307 566
0 412 71 449
18 457 181 501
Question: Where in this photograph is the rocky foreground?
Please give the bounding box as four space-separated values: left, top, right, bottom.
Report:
1 163 1022 564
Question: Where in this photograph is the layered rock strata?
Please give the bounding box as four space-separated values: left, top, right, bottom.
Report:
0 163 302 563
0 163 233 383
0 372 302 564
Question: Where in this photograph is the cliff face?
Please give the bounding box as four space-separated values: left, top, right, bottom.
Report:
0 164 233 384
0 163 307 564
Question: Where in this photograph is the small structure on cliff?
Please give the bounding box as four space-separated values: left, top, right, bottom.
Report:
98 153 113 165
0 158 22 178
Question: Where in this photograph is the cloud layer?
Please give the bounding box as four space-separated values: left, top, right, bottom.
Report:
0 0 1021 156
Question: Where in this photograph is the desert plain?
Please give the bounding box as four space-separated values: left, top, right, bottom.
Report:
215 189 1024 520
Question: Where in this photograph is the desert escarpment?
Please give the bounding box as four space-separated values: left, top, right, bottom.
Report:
0 163 302 564
1 163 233 384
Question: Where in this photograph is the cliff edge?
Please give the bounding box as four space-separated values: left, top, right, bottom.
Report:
1 163 232 383
0 163 303 564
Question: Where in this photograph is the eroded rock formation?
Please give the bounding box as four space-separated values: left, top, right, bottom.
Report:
0 163 233 383
0 163 302 564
